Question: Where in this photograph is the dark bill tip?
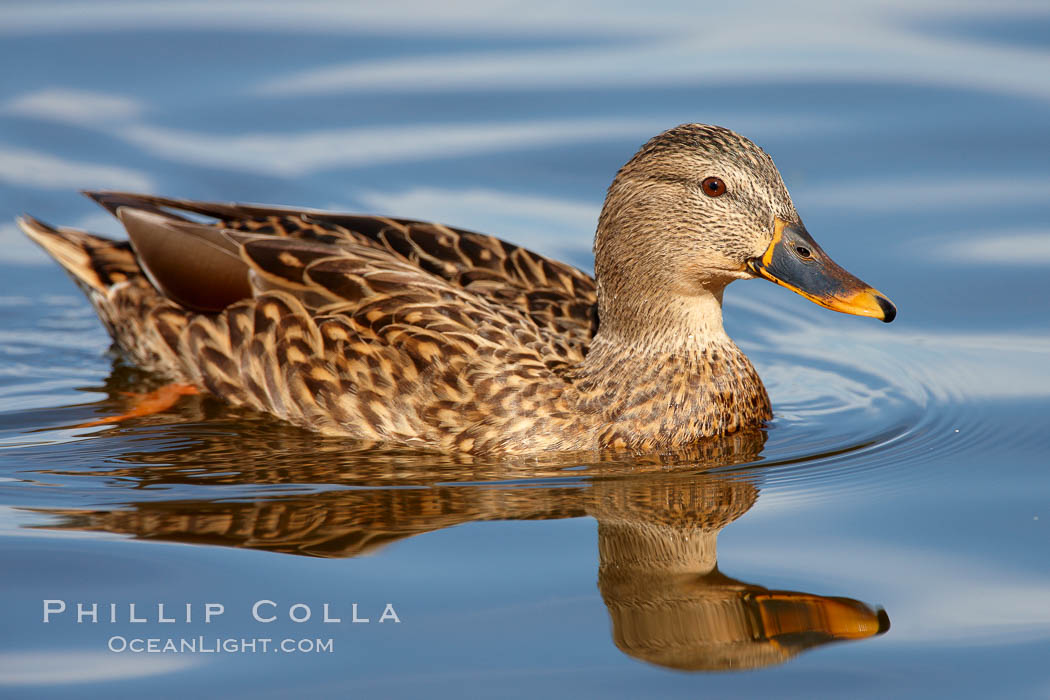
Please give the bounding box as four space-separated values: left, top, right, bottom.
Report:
875 295 897 323
876 608 892 634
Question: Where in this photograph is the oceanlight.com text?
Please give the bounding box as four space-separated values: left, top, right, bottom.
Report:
107 636 335 654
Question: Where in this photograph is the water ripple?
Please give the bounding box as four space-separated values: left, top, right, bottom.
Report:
0 290 1043 510
720 297 1050 498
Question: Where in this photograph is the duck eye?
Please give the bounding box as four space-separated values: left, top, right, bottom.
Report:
795 245 812 258
701 177 726 197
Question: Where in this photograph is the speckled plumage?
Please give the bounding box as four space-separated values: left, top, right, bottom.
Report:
19 124 800 454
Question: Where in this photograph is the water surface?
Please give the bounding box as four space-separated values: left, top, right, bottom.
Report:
1 2 1049 697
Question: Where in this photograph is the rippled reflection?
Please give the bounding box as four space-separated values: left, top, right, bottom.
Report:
25 374 888 671
593 477 888 671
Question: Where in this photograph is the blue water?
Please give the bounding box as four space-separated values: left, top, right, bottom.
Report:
1 2 1049 697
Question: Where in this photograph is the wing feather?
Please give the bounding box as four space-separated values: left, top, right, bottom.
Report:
84 191 598 346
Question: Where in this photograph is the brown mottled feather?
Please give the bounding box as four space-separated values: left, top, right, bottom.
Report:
19 125 794 454
85 190 598 348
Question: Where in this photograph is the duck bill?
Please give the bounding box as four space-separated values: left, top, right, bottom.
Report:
748 218 896 323
751 591 890 642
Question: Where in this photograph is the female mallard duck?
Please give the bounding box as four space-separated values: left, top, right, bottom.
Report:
18 124 894 454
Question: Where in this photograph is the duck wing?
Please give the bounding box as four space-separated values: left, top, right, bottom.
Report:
85 191 598 346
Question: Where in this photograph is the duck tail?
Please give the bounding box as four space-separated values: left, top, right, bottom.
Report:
16 214 140 296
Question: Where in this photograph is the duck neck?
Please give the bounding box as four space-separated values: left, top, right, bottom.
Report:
582 288 745 382
575 286 772 445
593 285 732 353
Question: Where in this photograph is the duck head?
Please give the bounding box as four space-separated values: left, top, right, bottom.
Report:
594 124 895 347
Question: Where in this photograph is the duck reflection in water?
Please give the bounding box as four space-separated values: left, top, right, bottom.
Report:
32 377 888 671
